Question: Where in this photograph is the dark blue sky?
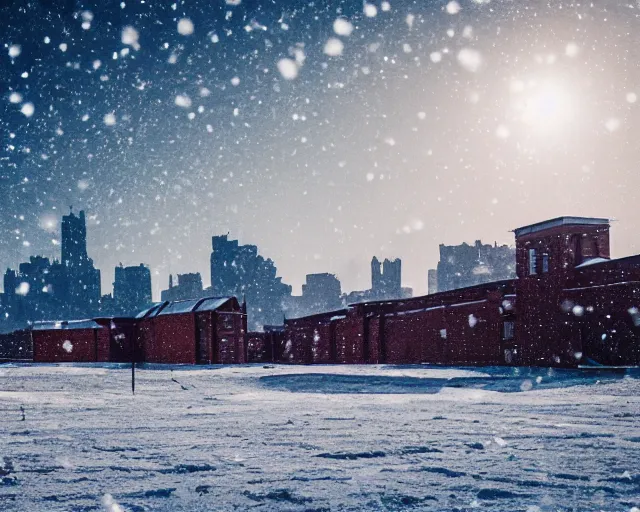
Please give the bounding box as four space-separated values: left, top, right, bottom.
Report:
2 0 639 299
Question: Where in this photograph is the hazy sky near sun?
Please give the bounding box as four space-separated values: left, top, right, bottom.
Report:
1 0 639 299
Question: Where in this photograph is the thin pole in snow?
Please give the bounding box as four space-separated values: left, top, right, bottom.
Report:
131 330 136 395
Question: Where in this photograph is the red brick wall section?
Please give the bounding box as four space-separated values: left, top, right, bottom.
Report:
135 320 153 363
443 301 502 365
95 328 110 362
383 315 419 364
247 333 269 362
148 314 196 364
214 312 246 364
289 324 312 364
33 329 98 363
563 282 640 366
365 317 380 364
111 321 136 362
311 323 332 363
216 314 235 364
0 330 32 361
334 315 364 364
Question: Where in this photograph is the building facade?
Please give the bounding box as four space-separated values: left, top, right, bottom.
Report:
60 209 101 310
210 234 292 330
113 263 152 315
161 273 205 302
251 217 640 368
1 209 101 332
288 273 343 318
435 240 515 293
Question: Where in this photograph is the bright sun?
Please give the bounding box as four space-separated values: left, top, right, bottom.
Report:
511 79 575 136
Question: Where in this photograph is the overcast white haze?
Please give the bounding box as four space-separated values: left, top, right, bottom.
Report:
2 0 640 299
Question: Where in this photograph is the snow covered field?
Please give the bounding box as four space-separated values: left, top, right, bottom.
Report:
0 364 638 512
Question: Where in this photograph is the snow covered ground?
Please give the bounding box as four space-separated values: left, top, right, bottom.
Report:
0 363 638 511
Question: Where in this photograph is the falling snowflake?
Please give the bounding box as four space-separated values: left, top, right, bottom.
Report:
103 113 117 126
446 1 461 14
8 44 21 58
363 3 377 17
16 282 30 296
175 94 192 108
277 58 298 80
20 102 35 117
565 42 579 57
605 118 620 132
121 26 140 50
333 17 353 37
177 18 194 36
324 38 344 57
457 48 482 72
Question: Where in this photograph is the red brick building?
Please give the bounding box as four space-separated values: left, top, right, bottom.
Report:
514 217 640 366
253 216 639 368
9 216 640 368
32 320 108 363
139 296 246 364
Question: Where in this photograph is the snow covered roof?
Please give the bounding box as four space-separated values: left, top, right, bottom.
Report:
575 257 611 268
195 297 232 312
155 297 234 316
513 216 609 237
157 299 202 315
32 320 103 331
135 303 167 319
574 254 640 269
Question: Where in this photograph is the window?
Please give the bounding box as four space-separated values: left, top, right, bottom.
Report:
528 248 537 275
221 314 234 331
503 321 515 340
542 253 549 273
439 328 447 339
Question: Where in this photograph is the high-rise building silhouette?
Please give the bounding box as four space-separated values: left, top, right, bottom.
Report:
0 209 102 333
299 273 342 316
371 256 402 300
427 269 438 295
113 263 152 315
60 209 101 310
62 209 88 270
161 272 205 302
210 234 291 330
435 240 515 292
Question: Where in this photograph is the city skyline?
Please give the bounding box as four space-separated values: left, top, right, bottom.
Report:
2 1 639 302
1 207 635 303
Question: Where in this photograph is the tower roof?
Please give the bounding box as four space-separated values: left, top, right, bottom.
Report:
513 217 610 237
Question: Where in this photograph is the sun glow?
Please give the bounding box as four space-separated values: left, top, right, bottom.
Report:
515 80 575 135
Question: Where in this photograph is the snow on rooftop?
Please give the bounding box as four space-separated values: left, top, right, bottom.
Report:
513 216 610 237
32 319 102 331
574 257 611 268
195 297 231 312
157 299 202 315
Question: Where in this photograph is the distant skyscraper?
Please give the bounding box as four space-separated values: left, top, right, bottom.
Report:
299 273 342 316
60 209 101 310
344 256 406 305
161 273 205 302
371 256 402 300
210 234 291 330
436 240 515 292
62 209 88 270
427 269 438 294
0 209 101 332
113 264 152 315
